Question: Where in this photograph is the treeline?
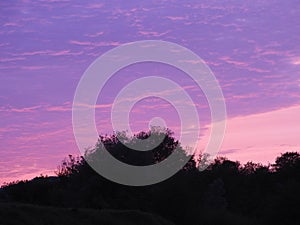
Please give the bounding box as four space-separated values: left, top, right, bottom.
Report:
1 128 300 225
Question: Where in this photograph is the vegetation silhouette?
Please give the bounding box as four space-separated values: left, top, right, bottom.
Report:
1 128 300 225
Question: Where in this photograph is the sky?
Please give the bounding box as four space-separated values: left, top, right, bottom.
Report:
0 0 300 184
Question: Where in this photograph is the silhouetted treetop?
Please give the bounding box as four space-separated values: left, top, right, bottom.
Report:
273 151 300 172
85 127 191 167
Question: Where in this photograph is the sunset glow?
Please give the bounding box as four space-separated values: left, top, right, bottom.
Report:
1 1 300 184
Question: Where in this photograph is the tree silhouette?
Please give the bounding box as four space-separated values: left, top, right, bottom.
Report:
273 151 300 173
85 127 192 167
1 129 300 225
55 155 83 177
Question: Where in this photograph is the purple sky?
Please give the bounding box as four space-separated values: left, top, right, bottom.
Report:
1 0 300 184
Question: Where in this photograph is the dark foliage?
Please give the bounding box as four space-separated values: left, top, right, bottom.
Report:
1 130 300 225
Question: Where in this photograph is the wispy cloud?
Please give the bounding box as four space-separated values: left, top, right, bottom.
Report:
73 102 112 109
220 56 249 67
12 50 82 57
0 57 26 62
69 40 121 47
85 31 104 38
3 22 21 27
138 30 169 37
85 3 105 9
291 57 300 65
0 102 72 113
21 66 47 70
165 16 187 21
0 105 42 113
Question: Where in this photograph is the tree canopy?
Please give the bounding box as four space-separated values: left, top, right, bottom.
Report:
1 129 300 225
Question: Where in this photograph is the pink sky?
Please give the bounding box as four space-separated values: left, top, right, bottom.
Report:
2 102 299 184
219 104 300 164
0 0 300 184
